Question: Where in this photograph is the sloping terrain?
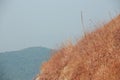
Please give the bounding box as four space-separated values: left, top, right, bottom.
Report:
36 15 120 80
0 47 52 80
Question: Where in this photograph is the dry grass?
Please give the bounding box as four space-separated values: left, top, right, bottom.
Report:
35 15 120 80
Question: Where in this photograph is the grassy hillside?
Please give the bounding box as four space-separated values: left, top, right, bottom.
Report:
36 15 120 80
0 47 52 80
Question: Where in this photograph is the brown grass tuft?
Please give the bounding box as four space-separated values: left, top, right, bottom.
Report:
35 15 120 80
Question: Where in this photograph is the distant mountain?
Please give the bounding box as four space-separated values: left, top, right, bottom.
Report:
0 47 53 80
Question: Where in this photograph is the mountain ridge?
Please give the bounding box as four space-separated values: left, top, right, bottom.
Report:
0 46 52 53
0 46 52 80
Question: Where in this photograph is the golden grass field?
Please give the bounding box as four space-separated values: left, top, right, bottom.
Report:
35 15 120 80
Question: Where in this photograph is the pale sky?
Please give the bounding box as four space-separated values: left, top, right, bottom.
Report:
0 0 120 52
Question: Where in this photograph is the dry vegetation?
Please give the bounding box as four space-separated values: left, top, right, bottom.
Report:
35 15 120 80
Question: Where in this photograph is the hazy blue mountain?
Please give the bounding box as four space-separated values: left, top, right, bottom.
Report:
0 47 53 80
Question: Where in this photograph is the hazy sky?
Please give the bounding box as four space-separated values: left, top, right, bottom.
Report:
0 0 120 52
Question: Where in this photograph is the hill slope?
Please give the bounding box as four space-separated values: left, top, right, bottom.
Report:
0 47 52 80
36 15 120 80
